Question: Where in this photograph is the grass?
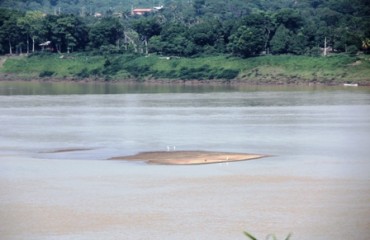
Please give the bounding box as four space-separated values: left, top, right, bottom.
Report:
238 54 370 84
1 52 369 84
1 53 105 78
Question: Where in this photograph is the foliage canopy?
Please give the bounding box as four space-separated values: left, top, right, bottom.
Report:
0 0 369 57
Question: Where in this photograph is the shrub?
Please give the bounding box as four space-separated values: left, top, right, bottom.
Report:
39 70 54 77
124 64 151 77
347 45 358 56
76 68 90 78
99 44 123 55
309 47 322 57
28 51 54 58
217 69 239 79
90 67 102 76
102 58 123 75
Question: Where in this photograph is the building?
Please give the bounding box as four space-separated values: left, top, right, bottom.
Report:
94 12 102 17
132 6 163 15
132 8 153 15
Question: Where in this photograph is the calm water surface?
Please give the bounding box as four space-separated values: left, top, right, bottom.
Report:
0 81 369 240
1 82 369 174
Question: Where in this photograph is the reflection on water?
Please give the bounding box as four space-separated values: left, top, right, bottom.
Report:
0 81 240 95
1 80 370 95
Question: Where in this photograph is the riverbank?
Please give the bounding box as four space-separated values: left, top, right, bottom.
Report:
1 53 369 85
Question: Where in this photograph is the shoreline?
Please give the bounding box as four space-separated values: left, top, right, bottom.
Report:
0 72 369 87
109 151 268 165
0 76 368 87
1 54 369 86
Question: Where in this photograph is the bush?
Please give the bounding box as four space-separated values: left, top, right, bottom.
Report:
90 67 102 76
102 58 123 75
28 51 54 58
39 70 54 77
124 64 151 77
179 66 210 80
309 47 322 57
76 68 90 78
217 69 239 79
347 45 358 56
99 44 124 55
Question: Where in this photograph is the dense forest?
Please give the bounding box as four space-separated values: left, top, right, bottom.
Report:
0 0 369 58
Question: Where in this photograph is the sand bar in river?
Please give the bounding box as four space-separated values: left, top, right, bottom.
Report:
109 150 267 165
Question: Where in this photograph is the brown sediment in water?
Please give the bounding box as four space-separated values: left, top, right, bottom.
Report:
41 148 94 153
109 151 267 165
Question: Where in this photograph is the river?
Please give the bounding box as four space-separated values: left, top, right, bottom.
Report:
0 81 369 240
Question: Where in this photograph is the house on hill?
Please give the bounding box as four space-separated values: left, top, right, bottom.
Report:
94 12 102 17
131 6 163 15
132 8 153 15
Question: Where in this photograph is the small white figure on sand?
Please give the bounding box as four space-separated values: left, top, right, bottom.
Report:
166 145 176 151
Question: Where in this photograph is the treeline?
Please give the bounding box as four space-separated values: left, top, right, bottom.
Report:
0 0 369 57
0 0 306 16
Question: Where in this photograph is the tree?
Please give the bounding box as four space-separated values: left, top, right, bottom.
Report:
288 32 309 55
132 18 161 55
274 9 303 32
186 20 225 54
41 14 88 53
89 17 124 50
306 0 325 9
147 22 196 56
227 26 265 57
62 15 88 52
270 25 290 54
17 11 44 53
193 0 205 16
317 7 342 27
0 0 369 58
148 35 163 54
240 13 276 54
0 9 23 54
168 36 196 56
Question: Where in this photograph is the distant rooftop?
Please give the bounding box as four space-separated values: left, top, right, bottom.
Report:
132 6 164 15
132 8 152 15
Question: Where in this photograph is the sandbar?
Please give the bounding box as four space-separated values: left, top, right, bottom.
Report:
41 148 95 153
109 150 267 165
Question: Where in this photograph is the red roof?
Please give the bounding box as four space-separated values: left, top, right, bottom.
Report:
133 8 152 12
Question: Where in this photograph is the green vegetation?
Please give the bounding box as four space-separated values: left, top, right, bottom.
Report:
244 231 292 240
2 53 369 84
0 0 370 57
1 53 105 79
0 0 369 84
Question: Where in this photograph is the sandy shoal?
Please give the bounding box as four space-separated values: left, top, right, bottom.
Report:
109 150 267 165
